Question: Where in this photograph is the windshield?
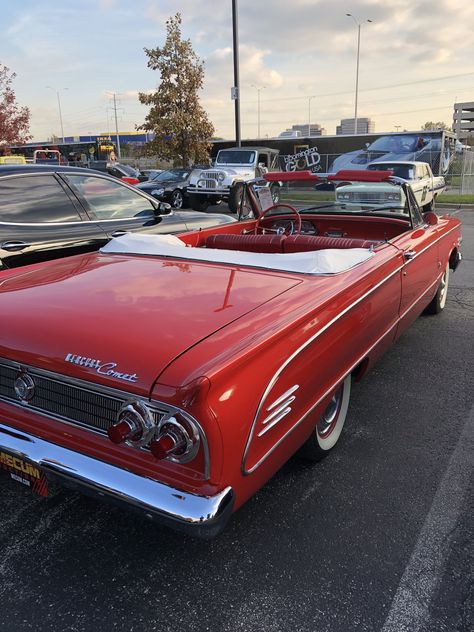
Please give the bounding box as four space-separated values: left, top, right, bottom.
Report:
246 180 412 220
368 135 420 153
367 163 414 179
153 169 189 182
216 150 256 165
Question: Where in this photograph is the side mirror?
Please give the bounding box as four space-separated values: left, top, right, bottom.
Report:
423 211 438 225
155 201 172 215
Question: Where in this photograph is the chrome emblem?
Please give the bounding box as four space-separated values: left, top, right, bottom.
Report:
64 353 138 383
14 372 36 402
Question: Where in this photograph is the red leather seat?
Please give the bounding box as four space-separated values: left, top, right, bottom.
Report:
205 234 286 253
283 235 375 252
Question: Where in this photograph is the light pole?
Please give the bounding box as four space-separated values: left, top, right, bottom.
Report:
346 14 372 134
46 86 68 143
231 0 241 147
251 84 265 138
308 96 316 136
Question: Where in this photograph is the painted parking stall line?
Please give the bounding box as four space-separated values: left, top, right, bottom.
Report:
380 401 474 632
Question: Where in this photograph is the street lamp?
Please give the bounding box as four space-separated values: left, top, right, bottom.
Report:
45 86 68 143
308 96 316 137
232 0 241 147
346 14 372 134
251 84 265 138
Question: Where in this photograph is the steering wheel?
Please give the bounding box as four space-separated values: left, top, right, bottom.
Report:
254 204 302 235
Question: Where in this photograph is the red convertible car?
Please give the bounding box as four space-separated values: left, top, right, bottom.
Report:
0 170 462 538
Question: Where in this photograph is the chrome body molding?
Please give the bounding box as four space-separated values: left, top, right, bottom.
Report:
0 359 210 480
258 385 299 438
0 424 233 539
242 262 444 475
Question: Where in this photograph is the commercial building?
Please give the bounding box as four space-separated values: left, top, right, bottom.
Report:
336 118 375 135
290 123 326 137
453 102 474 140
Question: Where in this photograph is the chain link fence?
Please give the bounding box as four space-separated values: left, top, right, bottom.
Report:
446 148 474 194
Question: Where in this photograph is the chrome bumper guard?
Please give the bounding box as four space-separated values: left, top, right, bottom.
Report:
0 424 234 539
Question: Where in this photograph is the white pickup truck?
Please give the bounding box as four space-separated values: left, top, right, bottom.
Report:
367 160 445 211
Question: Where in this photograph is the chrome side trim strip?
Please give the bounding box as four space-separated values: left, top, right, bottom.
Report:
243 270 443 474
242 224 461 474
241 262 404 473
244 318 400 474
258 407 292 437
0 424 233 539
263 399 296 425
266 385 299 411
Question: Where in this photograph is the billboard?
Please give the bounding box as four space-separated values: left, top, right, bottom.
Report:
211 130 457 175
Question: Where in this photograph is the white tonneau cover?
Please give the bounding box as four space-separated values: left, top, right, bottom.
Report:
101 233 374 275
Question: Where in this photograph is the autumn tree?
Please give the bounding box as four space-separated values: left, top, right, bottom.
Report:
138 13 214 167
0 64 31 149
421 121 450 131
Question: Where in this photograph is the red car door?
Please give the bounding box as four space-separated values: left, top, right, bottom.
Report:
393 187 440 335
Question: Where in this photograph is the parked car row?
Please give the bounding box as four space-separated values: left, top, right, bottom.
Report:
136 168 192 209
0 165 236 270
89 161 148 185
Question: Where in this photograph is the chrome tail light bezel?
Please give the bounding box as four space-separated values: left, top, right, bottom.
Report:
116 400 157 448
153 414 201 464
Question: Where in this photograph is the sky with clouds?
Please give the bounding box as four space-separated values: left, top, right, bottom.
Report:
1 0 473 142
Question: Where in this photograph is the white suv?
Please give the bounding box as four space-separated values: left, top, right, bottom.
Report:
187 147 281 213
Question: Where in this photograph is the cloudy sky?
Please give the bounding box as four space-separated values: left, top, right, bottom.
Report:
1 0 473 142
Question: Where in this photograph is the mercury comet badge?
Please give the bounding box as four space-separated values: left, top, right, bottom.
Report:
64 354 138 383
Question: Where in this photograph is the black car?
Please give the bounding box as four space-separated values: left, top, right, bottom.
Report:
89 161 148 183
0 165 236 269
136 168 192 209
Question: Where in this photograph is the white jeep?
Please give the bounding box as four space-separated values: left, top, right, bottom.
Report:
187 147 281 213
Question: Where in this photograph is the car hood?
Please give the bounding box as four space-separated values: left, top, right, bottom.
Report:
332 151 415 171
0 254 300 395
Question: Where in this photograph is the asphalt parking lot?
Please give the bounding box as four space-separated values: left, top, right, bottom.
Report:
0 209 472 632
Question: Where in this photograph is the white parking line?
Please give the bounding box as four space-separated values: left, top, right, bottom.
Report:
380 402 474 632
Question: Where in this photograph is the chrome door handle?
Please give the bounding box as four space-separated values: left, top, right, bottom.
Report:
111 231 127 238
404 250 416 260
1 241 31 251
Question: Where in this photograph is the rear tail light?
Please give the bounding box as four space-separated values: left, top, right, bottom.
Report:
107 403 201 465
107 400 155 447
107 418 141 444
150 415 200 463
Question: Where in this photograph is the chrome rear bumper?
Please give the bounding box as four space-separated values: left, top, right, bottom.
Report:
0 424 234 539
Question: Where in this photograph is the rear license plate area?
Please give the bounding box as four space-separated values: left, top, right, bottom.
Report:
0 449 48 497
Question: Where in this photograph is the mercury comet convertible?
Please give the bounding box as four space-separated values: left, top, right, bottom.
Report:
0 170 462 538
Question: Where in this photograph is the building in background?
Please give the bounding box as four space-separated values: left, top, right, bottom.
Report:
453 102 474 140
336 118 375 135
290 123 326 137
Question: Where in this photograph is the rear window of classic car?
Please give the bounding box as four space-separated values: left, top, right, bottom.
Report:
66 174 156 219
216 150 256 165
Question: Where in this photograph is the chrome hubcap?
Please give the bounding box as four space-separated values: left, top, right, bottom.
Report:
317 386 343 437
